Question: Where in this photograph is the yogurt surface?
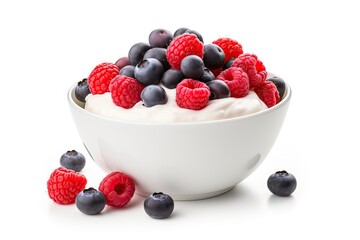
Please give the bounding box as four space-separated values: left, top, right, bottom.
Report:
85 88 268 123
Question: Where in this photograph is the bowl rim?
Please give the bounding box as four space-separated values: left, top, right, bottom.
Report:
68 80 292 126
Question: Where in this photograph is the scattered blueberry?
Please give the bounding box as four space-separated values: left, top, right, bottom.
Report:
222 59 235 70
141 85 168 107
203 44 225 69
207 80 230 100
184 29 203 43
114 56 130 70
148 28 173 48
173 27 189 37
143 47 171 70
75 78 90 102
60 150 86 172
144 192 174 219
200 68 215 83
180 55 205 80
76 187 106 215
161 69 184 89
267 170 297 197
128 42 151 66
267 75 286 100
119 65 135 78
134 58 164 85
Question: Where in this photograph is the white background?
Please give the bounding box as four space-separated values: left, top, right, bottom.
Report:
1 0 359 239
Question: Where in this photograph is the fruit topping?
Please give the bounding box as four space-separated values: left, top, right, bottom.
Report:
180 55 205 80
254 80 280 108
87 62 119 94
60 150 86 172
109 75 144 109
134 58 164 86
75 78 90 102
161 69 184 89
267 75 286 100
217 67 249 98
176 79 211 110
148 28 173 48
212 37 243 63
141 85 168 107
206 80 231 100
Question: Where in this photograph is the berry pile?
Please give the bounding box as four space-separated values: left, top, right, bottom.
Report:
77 27 285 110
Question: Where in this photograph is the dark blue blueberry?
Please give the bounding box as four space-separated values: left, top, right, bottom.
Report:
134 58 164 86
119 65 135 78
222 59 235 70
180 55 204 80
149 28 173 48
143 47 170 70
203 44 225 69
60 150 86 172
267 170 297 197
75 78 90 102
141 85 168 107
173 27 189 37
267 75 286 100
161 69 184 89
206 80 230 100
200 68 215 83
184 29 203 43
76 187 106 215
144 192 174 219
128 42 151 66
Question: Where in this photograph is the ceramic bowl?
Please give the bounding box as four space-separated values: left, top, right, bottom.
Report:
67 82 291 200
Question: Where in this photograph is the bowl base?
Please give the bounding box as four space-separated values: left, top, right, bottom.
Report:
136 186 235 201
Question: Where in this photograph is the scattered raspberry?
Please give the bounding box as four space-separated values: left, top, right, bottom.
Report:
254 80 280 108
231 53 267 88
109 75 144 109
212 38 243 63
176 79 210 110
166 33 204 69
47 167 87 205
99 172 135 208
217 67 249 98
88 62 119 94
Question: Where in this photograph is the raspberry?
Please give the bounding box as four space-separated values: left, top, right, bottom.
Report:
176 79 210 110
88 62 119 94
166 33 204 69
231 53 267 88
212 38 243 63
99 172 135 208
109 75 144 109
254 80 280 108
217 67 249 98
47 167 87 205
209 67 222 78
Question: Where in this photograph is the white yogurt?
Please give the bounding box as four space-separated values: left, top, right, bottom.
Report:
85 88 267 123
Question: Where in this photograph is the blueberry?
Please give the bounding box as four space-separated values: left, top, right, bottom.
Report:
222 59 235 70
119 65 135 78
128 42 151 66
75 78 90 102
114 56 130 70
203 44 225 69
143 47 171 70
173 27 189 37
206 80 230 100
134 58 164 86
161 69 184 89
149 28 173 48
60 150 86 172
76 187 106 215
184 29 203 43
141 85 168 107
180 55 205 80
200 68 215 83
267 75 286 100
144 192 174 219
267 170 297 197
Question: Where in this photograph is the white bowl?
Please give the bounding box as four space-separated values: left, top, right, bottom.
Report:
67 82 291 200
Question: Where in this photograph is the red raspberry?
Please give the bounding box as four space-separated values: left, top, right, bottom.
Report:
109 75 144 109
88 62 119 94
254 80 280 108
212 38 243 63
47 167 87 205
176 79 210 110
231 53 267 88
210 67 223 78
166 33 204 69
99 172 135 208
217 67 249 98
